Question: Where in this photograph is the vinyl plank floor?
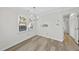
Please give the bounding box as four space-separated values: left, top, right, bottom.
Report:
6 34 79 51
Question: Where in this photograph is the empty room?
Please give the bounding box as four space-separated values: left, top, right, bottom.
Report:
0 7 79 51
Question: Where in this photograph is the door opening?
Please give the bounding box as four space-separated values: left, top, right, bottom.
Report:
63 13 79 45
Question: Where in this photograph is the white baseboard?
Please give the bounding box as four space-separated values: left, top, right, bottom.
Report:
1 34 63 51
1 34 36 51
38 34 64 42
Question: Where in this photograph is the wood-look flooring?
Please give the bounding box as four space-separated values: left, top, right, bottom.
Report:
6 34 79 51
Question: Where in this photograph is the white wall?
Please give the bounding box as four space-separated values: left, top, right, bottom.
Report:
0 8 37 50
37 12 64 42
78 16 79 43
78 16 79 44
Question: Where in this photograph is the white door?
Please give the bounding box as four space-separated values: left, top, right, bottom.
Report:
69 13 78 44
63 16 69 34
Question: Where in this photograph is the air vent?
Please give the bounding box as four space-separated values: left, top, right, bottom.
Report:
42 24 48 27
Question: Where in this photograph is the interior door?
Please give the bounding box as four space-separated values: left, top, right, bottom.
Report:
63 15 69 34
69 13 78 43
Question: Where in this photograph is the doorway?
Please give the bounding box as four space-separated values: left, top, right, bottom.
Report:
63 14 70 34
69 13 78 44
63 13 79 44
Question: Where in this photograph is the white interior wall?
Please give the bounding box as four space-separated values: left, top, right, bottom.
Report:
78 16 79 44
0 8 37 50
37 12 64 42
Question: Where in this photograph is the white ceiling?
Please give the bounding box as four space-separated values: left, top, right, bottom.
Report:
18 7 79 16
